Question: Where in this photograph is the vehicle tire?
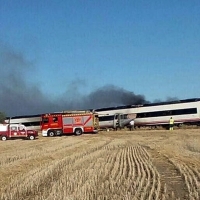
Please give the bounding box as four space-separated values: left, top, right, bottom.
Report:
1 136 7 141
29 135 35 140
74 128 82 136
48 130 55 137
55 130 62 136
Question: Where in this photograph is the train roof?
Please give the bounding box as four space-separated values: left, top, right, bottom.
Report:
42 110 94 116
95 98 200 112
143 98 200 107
6 114 41 120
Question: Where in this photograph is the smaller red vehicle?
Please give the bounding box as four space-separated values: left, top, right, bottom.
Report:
0 124 38 141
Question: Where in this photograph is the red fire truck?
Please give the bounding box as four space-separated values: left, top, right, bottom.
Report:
41 111 99 137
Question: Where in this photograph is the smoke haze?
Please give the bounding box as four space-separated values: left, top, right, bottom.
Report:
0 44 177 117
0 44 150 117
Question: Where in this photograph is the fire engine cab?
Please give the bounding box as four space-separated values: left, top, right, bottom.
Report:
41 111 99 137
0 123 38 141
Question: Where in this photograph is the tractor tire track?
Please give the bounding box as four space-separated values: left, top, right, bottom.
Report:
146 147 188 199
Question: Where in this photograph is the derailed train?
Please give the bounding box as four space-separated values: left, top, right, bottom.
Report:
96 98 200 128
5 98 200 130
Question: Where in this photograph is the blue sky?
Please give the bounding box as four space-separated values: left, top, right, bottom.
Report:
0 0 200 115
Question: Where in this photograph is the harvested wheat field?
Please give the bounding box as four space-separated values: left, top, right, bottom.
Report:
0 129 200 200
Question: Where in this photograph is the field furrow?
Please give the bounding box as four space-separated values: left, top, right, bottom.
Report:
0 130 200 199
171 159 200 200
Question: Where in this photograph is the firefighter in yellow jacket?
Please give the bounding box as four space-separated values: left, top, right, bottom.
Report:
169 117 174 130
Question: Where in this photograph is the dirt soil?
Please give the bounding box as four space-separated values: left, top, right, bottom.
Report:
0 129 200 200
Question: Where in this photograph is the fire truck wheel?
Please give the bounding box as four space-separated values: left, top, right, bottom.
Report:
29 135 35 140
74 128 82 136
1 136 7 141
48 130 55 137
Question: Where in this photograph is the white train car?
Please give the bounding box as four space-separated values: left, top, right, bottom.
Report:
134 100 200 127
5 115 41 130
95 98 200 128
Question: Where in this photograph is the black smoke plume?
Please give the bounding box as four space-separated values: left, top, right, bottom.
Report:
1 43 178 117
84 85 149 109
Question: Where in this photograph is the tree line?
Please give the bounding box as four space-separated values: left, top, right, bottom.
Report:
0 112 6 123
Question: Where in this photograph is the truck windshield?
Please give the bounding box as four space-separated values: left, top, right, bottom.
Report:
19 125 25 131
42 117 49 124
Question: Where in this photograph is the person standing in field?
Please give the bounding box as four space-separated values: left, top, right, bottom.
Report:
115 119 119 131
169 117 174 130
129 120 134 131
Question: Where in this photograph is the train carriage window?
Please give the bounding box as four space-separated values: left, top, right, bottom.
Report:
124 114 128 119
23 122 41 126
135 107 197 119
120 114 125 119
172 108 197 115
137 113 143 118
99 116 114 121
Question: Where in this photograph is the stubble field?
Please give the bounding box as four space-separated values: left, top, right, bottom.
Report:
0 129 200 200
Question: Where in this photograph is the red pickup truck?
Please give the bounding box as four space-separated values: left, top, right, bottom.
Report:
0 124 38 141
